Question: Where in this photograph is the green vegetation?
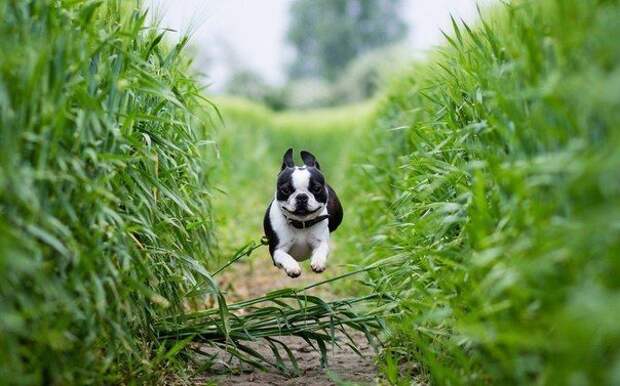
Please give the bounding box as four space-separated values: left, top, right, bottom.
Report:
0 1 215 383
158 263 385 377
347 0 620 384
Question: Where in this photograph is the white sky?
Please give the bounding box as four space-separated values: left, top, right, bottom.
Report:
149 0 495 90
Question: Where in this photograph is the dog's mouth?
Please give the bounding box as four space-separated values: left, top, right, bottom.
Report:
283 206 321 217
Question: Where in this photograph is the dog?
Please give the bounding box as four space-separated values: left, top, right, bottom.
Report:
263 148 343 278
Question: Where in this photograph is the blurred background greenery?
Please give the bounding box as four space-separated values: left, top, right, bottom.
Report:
154 0 486 110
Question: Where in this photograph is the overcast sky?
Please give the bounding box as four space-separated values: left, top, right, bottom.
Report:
149 0 495 89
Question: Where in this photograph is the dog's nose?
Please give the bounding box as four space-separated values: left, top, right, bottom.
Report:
296 193 308 203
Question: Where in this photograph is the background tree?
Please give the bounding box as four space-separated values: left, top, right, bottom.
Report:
287 0 408 81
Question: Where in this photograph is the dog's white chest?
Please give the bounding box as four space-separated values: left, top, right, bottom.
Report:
287 228 325 260
288 237 312 261
269 203 329 262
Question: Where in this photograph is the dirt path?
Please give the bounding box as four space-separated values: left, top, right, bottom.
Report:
196 255 379 386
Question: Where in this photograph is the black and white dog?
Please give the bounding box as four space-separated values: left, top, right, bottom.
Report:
263 148 343 277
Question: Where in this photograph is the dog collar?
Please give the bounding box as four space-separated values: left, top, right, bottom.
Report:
285 214 330 229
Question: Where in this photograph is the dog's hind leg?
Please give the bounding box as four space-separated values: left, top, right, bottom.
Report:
273 249 302 278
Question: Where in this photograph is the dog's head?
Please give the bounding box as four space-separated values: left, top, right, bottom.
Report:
275 148 327 220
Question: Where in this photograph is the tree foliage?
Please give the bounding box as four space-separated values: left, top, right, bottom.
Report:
287 0 407 80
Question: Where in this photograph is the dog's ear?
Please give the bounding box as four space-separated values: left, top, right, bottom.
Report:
300 150 320 170
281 148 294 170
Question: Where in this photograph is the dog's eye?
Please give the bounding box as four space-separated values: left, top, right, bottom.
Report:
280 186 291 195
312 185 323 194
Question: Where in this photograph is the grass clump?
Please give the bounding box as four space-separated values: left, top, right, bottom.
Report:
157 250 387 377
0 1 216 383
348 0 620 384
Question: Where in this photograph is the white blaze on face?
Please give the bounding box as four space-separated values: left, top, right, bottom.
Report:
291 168 310 192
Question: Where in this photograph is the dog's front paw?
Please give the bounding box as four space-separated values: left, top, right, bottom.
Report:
310 257 326 273
284 263 302 278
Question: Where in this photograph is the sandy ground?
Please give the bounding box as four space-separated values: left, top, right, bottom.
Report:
193 255 380 386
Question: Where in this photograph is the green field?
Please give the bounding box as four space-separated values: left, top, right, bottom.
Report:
1 0 619 384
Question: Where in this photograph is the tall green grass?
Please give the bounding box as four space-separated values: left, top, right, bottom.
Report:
0 1 216 383
348 0 620 384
